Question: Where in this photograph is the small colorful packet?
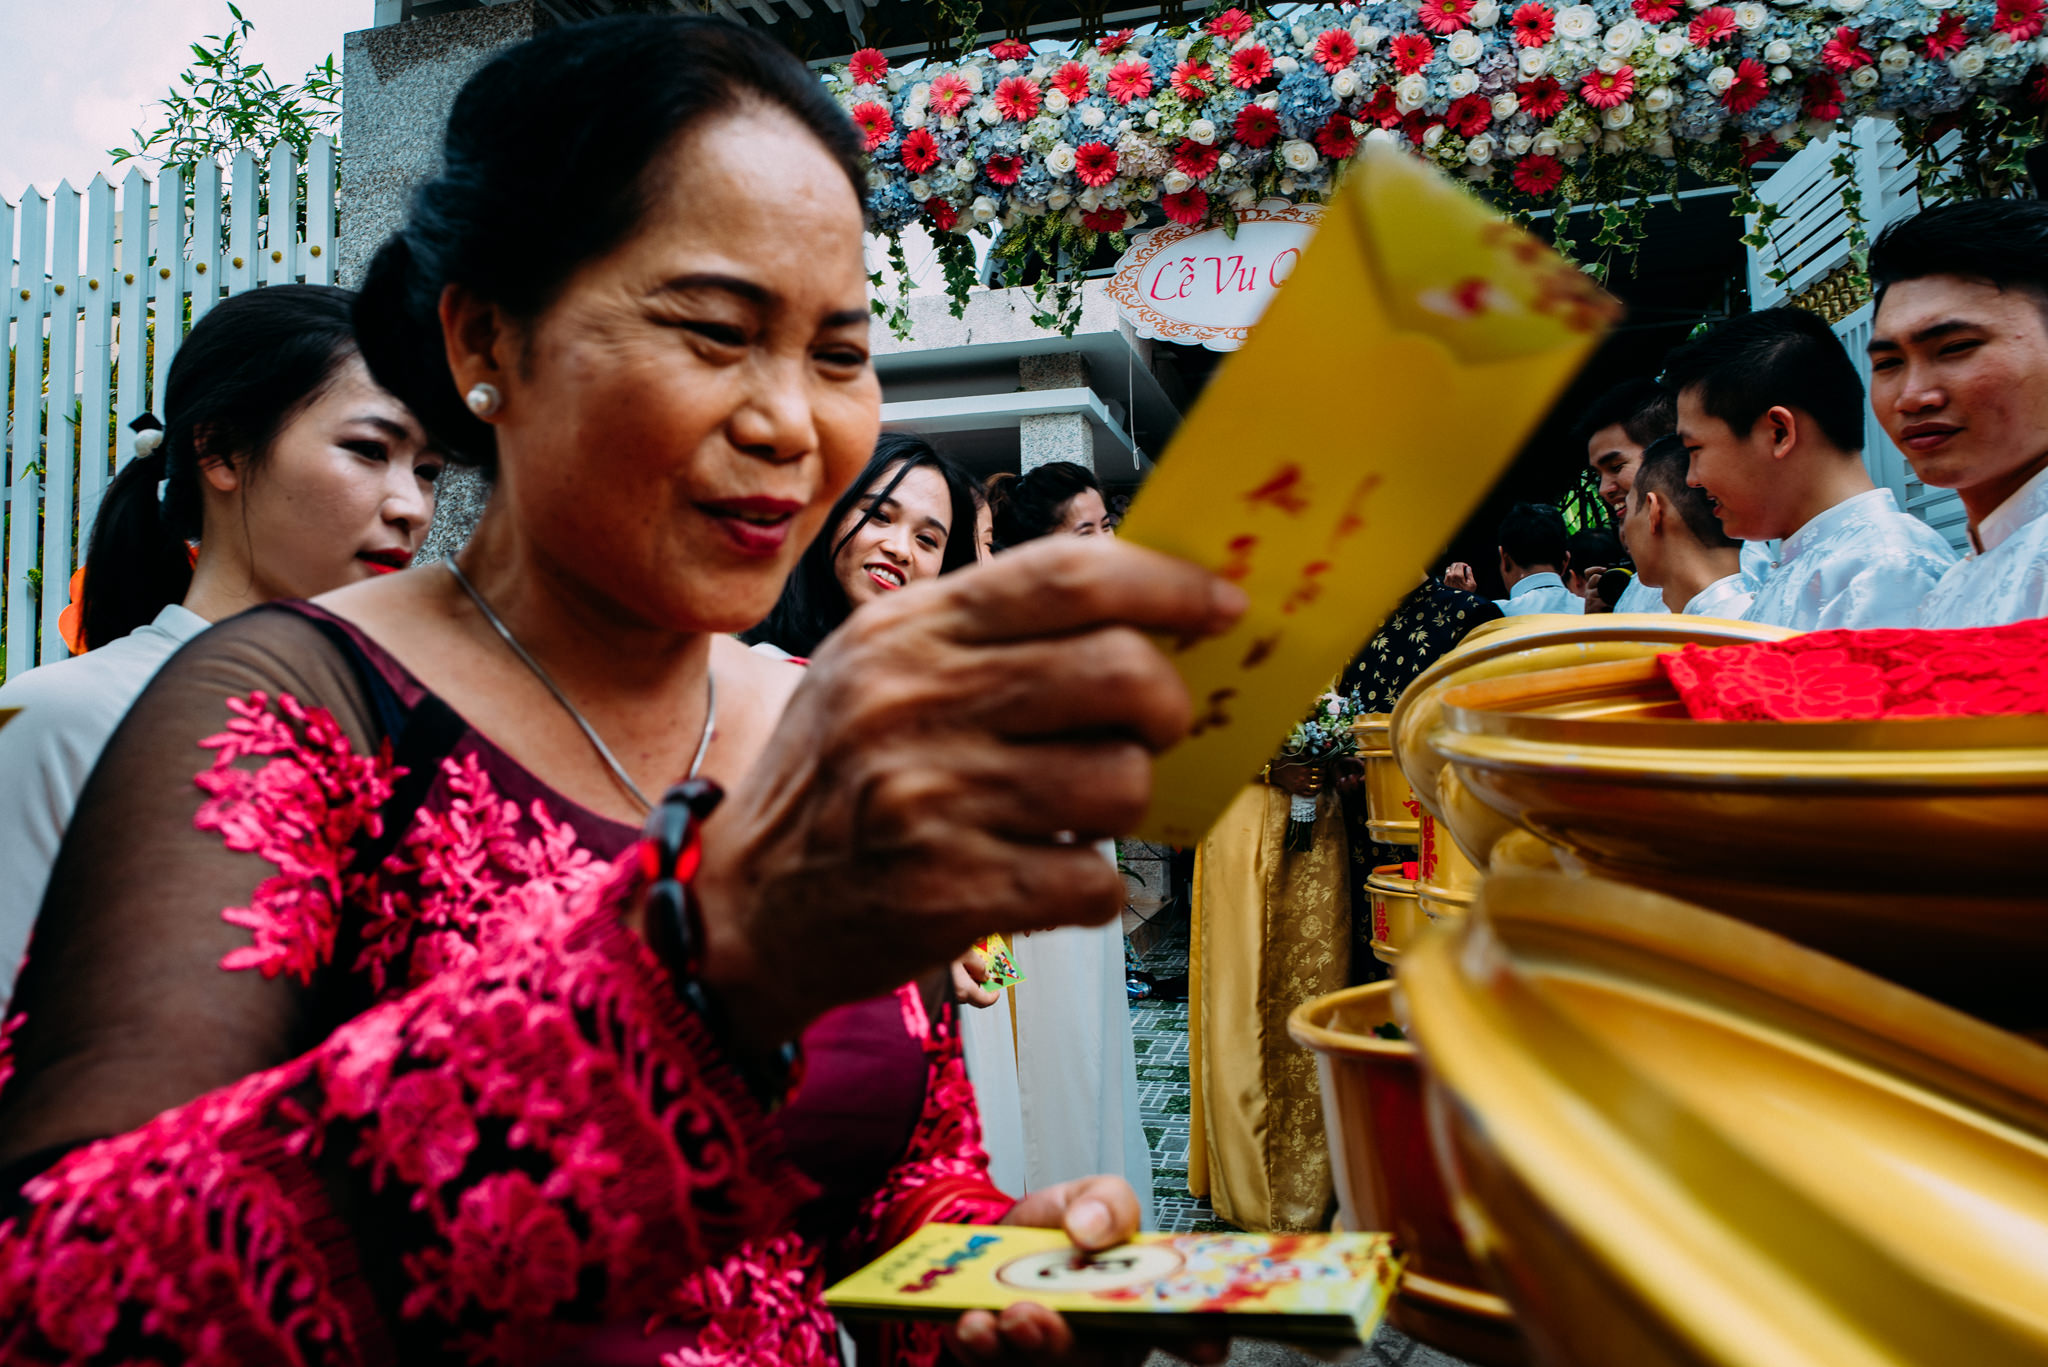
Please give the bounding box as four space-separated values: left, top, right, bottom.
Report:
973 933 1024 989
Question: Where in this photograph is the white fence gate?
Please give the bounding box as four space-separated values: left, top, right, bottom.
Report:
1 136 338 679
1746 118 1970 553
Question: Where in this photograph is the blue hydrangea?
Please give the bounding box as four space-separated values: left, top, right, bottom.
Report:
869 181 919 231
1277 67 1342 136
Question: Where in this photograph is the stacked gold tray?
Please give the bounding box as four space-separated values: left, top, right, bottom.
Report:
1398 873 2048 1367
1354 714 1422 846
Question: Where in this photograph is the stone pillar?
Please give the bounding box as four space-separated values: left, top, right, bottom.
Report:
1018 352 1094 474
340 3 543 562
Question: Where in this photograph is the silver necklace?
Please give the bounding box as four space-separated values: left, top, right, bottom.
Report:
446 558 714 815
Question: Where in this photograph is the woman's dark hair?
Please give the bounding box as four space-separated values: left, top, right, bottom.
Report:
744 434 979 657
78 284 360 651
353 16 864 470
985 460 1105 549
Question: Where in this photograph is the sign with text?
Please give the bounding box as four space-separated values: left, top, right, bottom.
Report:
1105 201 1322 353
1115 145 1618 846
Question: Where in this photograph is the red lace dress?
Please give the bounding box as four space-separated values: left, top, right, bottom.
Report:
0 603 1014 1365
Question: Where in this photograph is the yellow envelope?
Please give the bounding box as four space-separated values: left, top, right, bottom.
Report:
1117 143 1618 845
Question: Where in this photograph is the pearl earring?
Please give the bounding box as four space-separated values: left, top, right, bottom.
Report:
465 382 502 418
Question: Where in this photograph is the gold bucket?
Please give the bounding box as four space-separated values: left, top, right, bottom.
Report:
1289 983 1528 1367
1355 713 1421 846
1366 863 1426 963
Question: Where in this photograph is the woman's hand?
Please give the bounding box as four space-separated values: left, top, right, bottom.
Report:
949 1177 1228 1366
1442 562 1480 593
953 950 1003 1009
695 539 1244 1046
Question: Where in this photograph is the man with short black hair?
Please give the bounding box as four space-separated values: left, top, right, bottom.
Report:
1492 502 1585 616
1621 435 1752 617
1667 307 1955 630
1865 201 2048 627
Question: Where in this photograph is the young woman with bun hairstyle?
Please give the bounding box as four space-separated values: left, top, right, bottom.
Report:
0 283 440 1015
744 431 979 658
0 17 1240 1365
986 458 1118 547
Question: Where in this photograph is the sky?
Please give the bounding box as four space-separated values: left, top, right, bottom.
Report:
0 0 362 199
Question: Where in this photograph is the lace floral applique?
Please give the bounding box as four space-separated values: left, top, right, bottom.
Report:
195 691 400 985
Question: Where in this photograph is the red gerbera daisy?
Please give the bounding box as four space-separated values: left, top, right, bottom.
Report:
1075 140 1121 187
1082 206 1129 233
1229 45 1275 88
1208 7 1256 41
1740 134 1779 167
1633 0 1681 21
1313 29 1360 72
1579 63 1636 109
1363 84 1403 126
989 37 1032 61
1512 154 1564 195
1820 26 1873 71
1052 61 1093 102
1401 110 1434 144
928 72 974 116
849 47 889 84
925 197 959 230
1173 139 1222 178
1389 32 1436 74
1234 102 1282 146
1162 187 1210 226
1723 57 1767 113
1419 0 1476 34
1803 71 1844 120
1106 58 1155 103
1516 74 1569 119
849 101 894 152
1171 59 1218 101
1996 0 2044 40
1446 92 1493 136
1689 7 1737 45
2030 63 2048 104
993 75 1043 120
983 153 1024 185
1510 3 1556 46
1098 28 1136 54
1924 12 1968 57
1313 112 1360 159
899 127 940 173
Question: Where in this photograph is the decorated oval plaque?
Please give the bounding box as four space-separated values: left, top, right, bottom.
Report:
1105 200 1323 353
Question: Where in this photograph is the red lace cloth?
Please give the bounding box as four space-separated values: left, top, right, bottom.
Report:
1658 617 2048 721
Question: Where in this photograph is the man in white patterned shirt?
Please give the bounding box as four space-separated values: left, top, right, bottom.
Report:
1619 434 1753 617
1863 202 2048 629
1668 307 1956 631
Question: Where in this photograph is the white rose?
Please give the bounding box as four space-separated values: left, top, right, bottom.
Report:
1533 129 1563 154
1604 19 1645 51
1162 169 1193 193
1218 152 1236 169
1046 188 1072 209
910 81 931 105
1949 44 1986 77
1651 132 1676 156
1079 103 1107 127
1365 126 1403 147
1557 6 1599 39
976 99 1002 125
1771 63 1792 81
1229 186 1258 209
1045 143 1077 173
1423 122 1447 146
1989 31 2021 56
951 156 973 180
1602 101 1636 127
1601 130 1627 152
1258 91 1281 109
1333 68 1364 97
1493 91 1521 117
1707 63 1737 92
1918 0 1957 8
1044 89 1070 114
903 107 928 129
1281 138 1321 170
1853 61 1882 85
1188 117 1218 144
962 66 985 92
1449 30 1485 63
971 195 998 223
1734 1 1767 28
1519 45 1552 75
1450 69 1482 96
1077 186 1104 210
1278 174 1298 194
1472 0 1502 24
1654 31 1687 57
1466 133 1495 162
1361 24 1388 50
1644 84 1673 110
1508 131 1534 154
1879 43 1913 71
1598 54 1624 73
1397 73 1431 109
1833 0 1865 10
1561 138 1587 160
1274 55 1301 75
1144 108 1162 128
1292 22 1312 45
1764 38 1791 62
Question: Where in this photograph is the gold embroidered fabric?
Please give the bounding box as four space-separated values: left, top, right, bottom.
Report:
1188 784 1350 1231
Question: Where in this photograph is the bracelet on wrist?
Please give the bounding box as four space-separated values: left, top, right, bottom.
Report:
639 779 804 1110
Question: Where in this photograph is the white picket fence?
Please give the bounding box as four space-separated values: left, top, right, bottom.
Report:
1 136 338 679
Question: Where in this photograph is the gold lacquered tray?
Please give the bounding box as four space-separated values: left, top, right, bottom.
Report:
1431 657 2048 1022
1388 615 1792 867
1398 873 2048 1367
1355 714 1422 845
